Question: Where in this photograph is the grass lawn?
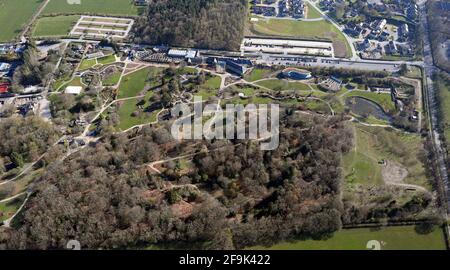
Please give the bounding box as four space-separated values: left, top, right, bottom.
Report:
0 194 27 222
103 72 121 86
97 54 116 65
57 77 85 92
244 68 274 82
405 66 422 79
343 123 429 189
42 0 142 16
381 54 415 61
32 15 79 37
205 75 221 89
256 79 313 91
346 90 396 113
343 125 383 185
118 67 163 99
249 226 446 250
248 17 352 58
306 3 322 19
115 96 160 131
194 75 221 99
0 0 43 42
178 67 198 75
78 58 97 71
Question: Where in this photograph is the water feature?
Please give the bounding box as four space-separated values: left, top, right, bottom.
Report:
346 96 392 122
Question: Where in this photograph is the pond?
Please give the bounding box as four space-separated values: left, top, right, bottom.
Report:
346 96 392 122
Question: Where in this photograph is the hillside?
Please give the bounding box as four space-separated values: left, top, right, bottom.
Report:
132 0 247 50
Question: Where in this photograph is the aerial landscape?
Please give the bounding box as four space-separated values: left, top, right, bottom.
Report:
0 0 449 254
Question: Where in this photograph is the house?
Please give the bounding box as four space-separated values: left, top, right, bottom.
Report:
357 39 371 51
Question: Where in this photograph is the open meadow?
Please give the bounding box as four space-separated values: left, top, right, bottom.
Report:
32 15 79 37
0 0 43 42
42 0 142 16
247 17 352 58
249 226 446 250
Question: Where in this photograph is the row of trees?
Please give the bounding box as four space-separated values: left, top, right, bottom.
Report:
132 0 247 50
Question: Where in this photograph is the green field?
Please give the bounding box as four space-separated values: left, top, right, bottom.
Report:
343 125 384 185
0 0 43 42
250 226 446 250
57 76 85 92
32 15 79 37
103 72 122 86
244 68 274 82
256 79 314 91
194 75 221 99
97 54 116 65
78 58 97 71
343 123 429 188
116 94 160 131
118 67 164 99
248 17 352 58
42 0 142 16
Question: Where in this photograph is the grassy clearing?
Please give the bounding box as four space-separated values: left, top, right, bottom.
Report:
343 125 383 185
57 77 85 92
256 79 314 91
0 194 27 222
248 17 352 58
0 0 43 42
249 226 446 250
32 15 79 37
118 67 164 99
78 58 97 71
103 72 121 86
194 75 221 99
244 68 274 82
343 123 429 189
405 66 422 79
97 54 116 65
346 90 396 113
42 0 142 16
115 96 160 131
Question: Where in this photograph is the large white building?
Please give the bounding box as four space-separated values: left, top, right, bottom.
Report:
241 37 334 57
